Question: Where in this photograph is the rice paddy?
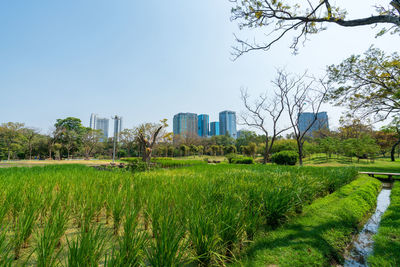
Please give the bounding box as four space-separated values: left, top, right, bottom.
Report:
0 164 359 266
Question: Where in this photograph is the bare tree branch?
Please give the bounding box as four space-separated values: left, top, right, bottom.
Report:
231 0 400 57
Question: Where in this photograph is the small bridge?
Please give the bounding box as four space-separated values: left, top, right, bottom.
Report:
359 172 400 182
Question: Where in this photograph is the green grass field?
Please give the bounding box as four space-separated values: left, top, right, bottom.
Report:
0 164 359 266
0 156 399 266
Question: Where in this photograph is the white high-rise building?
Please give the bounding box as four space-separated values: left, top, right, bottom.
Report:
90 113 109 140
113 116 123 141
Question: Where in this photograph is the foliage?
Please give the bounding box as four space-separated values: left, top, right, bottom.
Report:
122 158 150 172
270 139 297 153
327 47 400 120
271 150 298 165
225 153 238 163
231 157 254 164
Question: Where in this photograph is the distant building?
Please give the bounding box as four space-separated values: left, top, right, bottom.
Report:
90 114 109 140
210 122 220 136
298 112 329 136
198 114 209 137
113 116 123 141
219 110 237 139
173 113 198 136
237 130 244 139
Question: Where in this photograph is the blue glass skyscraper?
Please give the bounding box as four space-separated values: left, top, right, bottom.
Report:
210 122 220 136
219 110 237 139
298 112 329 136
173 113 198 136
198 114 209 137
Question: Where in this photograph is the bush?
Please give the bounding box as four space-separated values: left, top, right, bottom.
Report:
225 153 238 163
271 150 298 165
124 158 150 172
231 157 254 164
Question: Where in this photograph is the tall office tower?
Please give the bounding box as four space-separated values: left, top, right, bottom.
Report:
90 113 109 140
113 116 123 141
298 112 329 136
219 110 237 139
209 122 220 136
173 113 198 136
90 113 96 129
198 114 209 137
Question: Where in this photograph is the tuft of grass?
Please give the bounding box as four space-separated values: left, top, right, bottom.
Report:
0 228 12 266
186 201 221 266
13 195 38 260
66 224 107 266
368 181 400 266
105 208 147 266
35 197 69 267
146 197 187 266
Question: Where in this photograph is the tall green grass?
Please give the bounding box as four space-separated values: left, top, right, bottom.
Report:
0 164 359 265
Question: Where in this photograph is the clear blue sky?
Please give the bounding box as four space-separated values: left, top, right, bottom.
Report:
0 0 398 134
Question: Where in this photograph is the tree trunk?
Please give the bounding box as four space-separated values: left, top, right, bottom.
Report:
142 147 152 163
390 138 400 162
263 137 269 164
298 143 303 166
7 149 11 161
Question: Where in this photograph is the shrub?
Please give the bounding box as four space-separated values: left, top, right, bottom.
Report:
124 158 150 172
225 153 238 163
231 157 254 164
271 150 298 165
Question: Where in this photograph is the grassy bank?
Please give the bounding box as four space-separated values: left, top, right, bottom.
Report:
237 175 381 266
368 182 400 266
0 164 358 265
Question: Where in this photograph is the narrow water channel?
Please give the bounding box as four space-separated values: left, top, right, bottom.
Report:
344 183 392 267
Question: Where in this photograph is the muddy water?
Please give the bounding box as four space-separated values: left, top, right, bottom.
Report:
344 183 392 267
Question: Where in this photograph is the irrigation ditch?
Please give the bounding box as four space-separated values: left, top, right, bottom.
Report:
344 182 393 267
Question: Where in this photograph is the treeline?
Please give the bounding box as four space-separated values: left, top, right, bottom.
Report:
1 117 400 162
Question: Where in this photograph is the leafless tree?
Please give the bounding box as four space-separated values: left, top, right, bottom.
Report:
135 119 171 163
275 69 329 165
240 88 291 163
231 0 400 57
81 128 102 159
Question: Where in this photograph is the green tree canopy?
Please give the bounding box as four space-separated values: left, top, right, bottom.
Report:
327 47 400 121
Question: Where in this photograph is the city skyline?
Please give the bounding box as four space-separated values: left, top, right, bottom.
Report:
1 1 397 133
173 110 238 139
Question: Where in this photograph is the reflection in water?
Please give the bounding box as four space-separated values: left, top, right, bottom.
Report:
344 186 392 267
